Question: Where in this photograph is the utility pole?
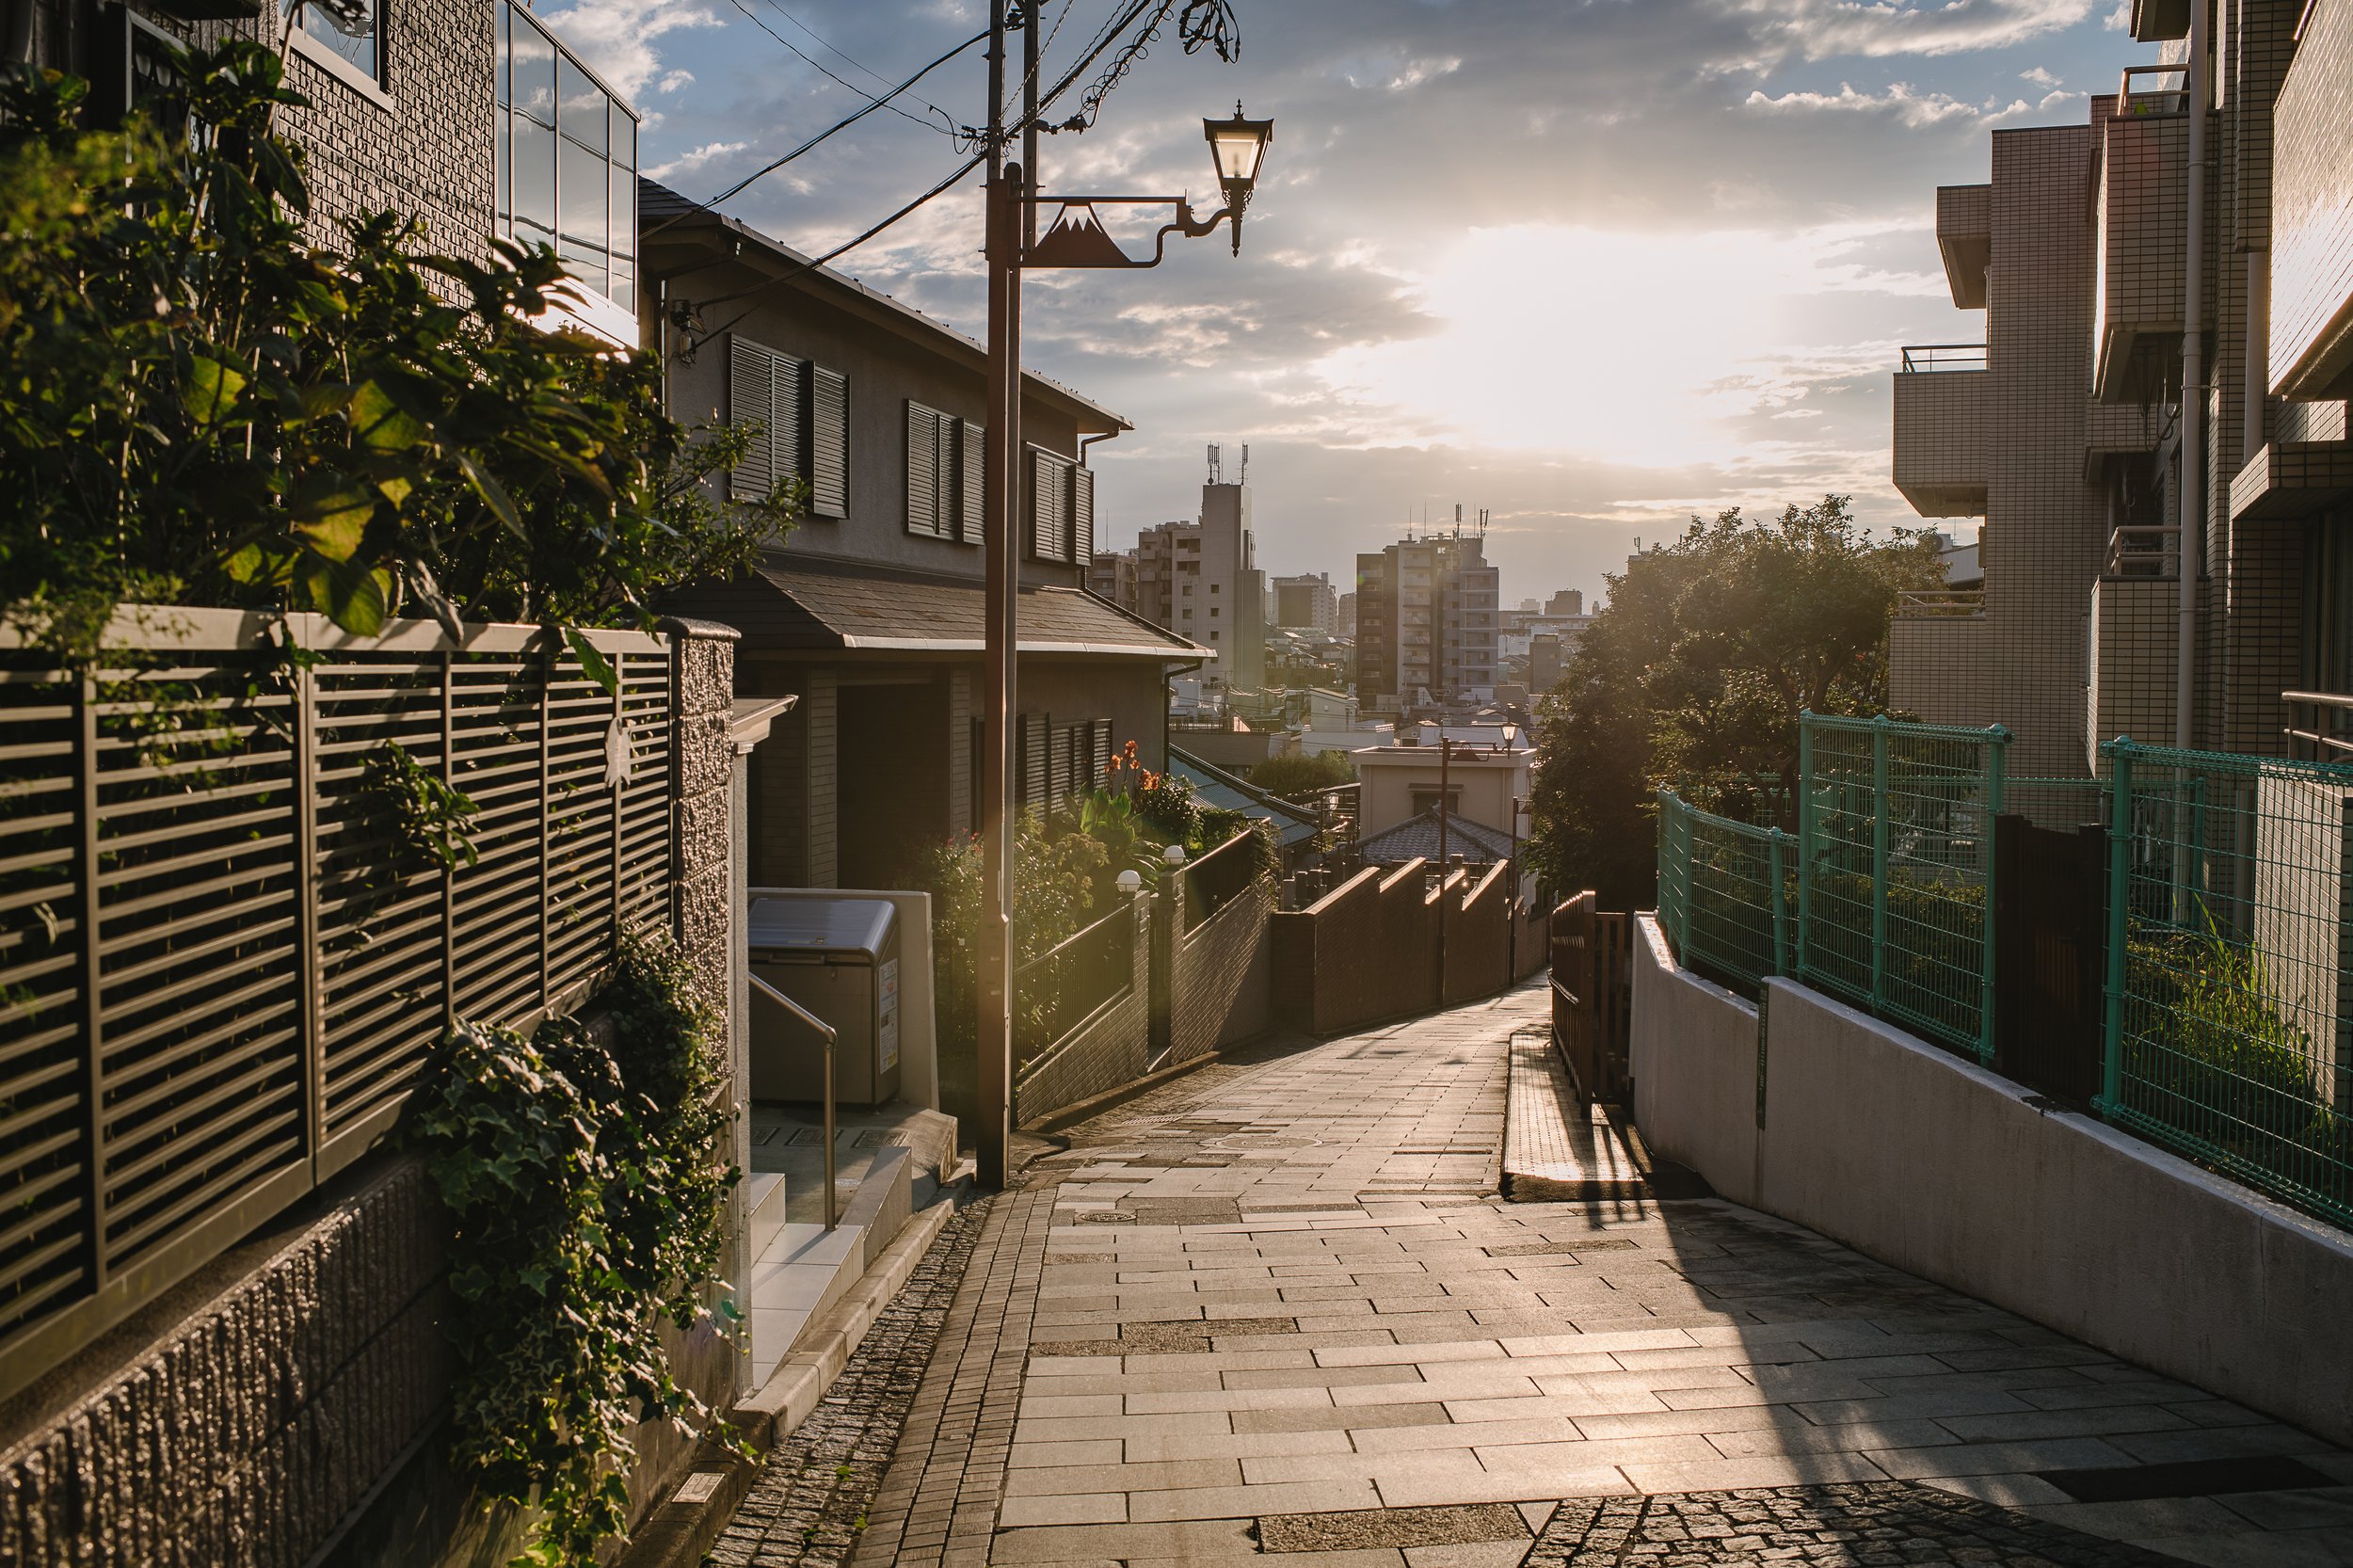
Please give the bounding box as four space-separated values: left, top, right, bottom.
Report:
1435 735 1450 1000
977 0 1018 1190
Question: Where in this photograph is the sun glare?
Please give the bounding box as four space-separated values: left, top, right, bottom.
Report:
1314 224 1914 469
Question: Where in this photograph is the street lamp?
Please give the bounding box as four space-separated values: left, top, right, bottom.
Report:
971 4 1272 1191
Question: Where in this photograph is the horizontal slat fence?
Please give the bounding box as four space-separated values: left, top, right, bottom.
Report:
0 609 674 1402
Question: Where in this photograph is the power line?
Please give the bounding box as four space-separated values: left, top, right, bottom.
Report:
719 0 953 136
649 27 988 236
750 0 956 118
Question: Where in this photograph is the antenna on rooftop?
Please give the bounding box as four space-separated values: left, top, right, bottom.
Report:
1239 443 1249 484
1453 503 1463 537
1207 443 1222 485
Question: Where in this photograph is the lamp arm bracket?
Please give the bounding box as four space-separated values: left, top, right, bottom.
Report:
1018 194 1239 270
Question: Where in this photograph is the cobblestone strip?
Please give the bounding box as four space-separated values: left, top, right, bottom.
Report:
851 1186 1058 1568
1525 1482 2188 1567
707 1199 992 1567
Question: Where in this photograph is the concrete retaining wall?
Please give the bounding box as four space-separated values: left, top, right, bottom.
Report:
1443 865 1511 1006
1169 878 1273 1064
1631 914 2353 1448
1014 899 1153 1125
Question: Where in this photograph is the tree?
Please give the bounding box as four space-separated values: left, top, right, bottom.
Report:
0 45 792 672
1528 497 1940 910
1245 748 1355 801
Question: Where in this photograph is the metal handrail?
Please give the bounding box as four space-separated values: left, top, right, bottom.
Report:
2119 64 2189 115
2282 690 2353 760
1897 589 1986 616
751 974 840 1231
1898 344 1988 373
2105 523 2182 577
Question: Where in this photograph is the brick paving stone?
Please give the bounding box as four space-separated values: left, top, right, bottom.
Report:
705 984 2349 1566
707 1198 992 1566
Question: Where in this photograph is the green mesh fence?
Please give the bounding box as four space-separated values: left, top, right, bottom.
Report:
1795 714 2008 1061
2100 739 2353 1227
1656 790 1789 1000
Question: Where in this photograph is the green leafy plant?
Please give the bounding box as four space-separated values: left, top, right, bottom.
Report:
408 931 741 1568
0 46 795 674
368 741 480 872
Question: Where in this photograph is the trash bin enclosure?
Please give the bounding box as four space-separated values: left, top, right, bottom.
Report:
748 896 902 1107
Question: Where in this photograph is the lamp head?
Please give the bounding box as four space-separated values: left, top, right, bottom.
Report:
1204 101 1273 201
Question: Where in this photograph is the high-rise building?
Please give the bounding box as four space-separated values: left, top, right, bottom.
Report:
1885 1 2353 775
1354 527 1501 706
1089 549 1141 612
1545 589 1584 617
1337 591 1357 638
1128 470 1266 692
1273 572 1339 632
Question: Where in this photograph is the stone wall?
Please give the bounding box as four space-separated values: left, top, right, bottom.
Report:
1631 914 2353 1450
1168 876 1273 1064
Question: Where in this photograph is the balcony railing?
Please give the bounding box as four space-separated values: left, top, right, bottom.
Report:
2118 63 2188 117
2283 690 2353 761
1897 589 1987 617
2105 523 2183 577
1899 344 1988 373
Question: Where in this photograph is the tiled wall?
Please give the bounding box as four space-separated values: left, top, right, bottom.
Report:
2269 0 2353 395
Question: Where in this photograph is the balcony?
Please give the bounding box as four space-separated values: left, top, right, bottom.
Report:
1936 184 1990 309
1891 346 1990 517
2271 0 2353 399
1897 589 1985 618
2093 69 2204 403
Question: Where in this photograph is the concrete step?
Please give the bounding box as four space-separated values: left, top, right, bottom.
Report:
1500 1025 1648 1201
744 1173 788 1265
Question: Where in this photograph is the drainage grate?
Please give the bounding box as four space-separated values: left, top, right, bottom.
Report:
1257 1503 1529 1553
2036 1455 2339 1503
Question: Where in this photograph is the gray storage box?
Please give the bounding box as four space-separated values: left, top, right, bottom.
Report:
748 897 902 1108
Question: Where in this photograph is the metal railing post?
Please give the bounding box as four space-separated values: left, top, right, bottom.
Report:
293 647 325 1171
73 669 107 1291
1978 727 2009 1064
751 975 840 1230
1795 715 1815 981
538 646 552 1014
440 649 456 1031
2098 740 2135 1116
1869 716 1890 1012
1769 826 1790 979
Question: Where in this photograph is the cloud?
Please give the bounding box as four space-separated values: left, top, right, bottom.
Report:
645 139 749 180
534 0 724 100
2021 65 2061 86
1743 81 1990 127
1721 0 2099 66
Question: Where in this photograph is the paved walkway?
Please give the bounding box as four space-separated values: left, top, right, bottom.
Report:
840 984 2352 1567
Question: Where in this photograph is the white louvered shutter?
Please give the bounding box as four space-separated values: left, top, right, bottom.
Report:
959 421 985 543
809 364 850 518
1072 465 1095 566
728 337 773 501
905 402 939 536
1029 447 1069 563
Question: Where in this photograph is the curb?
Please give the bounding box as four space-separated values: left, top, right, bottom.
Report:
615 1197 961 1568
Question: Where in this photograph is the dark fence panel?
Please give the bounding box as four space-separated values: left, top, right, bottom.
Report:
1993 815 2106 1106
0 609 674 1404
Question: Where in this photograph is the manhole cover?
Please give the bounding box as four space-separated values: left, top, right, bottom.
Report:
1073 1209 1136 1223
1208 1132 1322 1150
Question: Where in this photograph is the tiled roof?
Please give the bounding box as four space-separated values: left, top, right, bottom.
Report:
661 557 1207 658
1357 808 1518 866
1169 748 1323 848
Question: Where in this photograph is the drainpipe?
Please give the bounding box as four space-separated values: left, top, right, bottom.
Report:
2176 0 2209 754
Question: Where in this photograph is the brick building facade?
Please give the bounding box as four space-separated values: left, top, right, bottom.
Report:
1889 0 2353 778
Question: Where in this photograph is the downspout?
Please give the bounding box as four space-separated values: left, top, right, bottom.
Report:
7 0 34 68
2176 0 2210 753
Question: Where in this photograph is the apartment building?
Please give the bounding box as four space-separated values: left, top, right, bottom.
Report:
1889 0 2353 778
1127 474 1268 694
1088 548 1142 613
644 186 1202 888
1353 528 1502 709
1273 571 1340 633
28 0 641 347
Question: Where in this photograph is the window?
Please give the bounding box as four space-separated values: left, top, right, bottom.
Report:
904 403 983 540
728 337 849 516
1025 447 1095 565
1209 607 1220 617
296 1 383 87
1209 584 1220 593
1411 786 1465 817
1016 716 1112 811
496 1 637 311
1182 584 1193 597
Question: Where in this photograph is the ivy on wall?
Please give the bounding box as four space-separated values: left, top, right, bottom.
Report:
408 932 740 1567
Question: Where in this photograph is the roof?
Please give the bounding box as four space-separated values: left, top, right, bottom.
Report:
640 180 1128 435
661 555 1207 658
1169 748 1323 849
1358 808 1518 867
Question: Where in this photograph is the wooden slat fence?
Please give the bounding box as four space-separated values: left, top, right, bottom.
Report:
1550 892 1631 1104
0 608 675 1404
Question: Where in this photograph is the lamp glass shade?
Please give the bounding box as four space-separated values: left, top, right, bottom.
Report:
1204 106 1272 190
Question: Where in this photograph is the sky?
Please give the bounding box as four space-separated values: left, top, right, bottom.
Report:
543 0 2157 608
